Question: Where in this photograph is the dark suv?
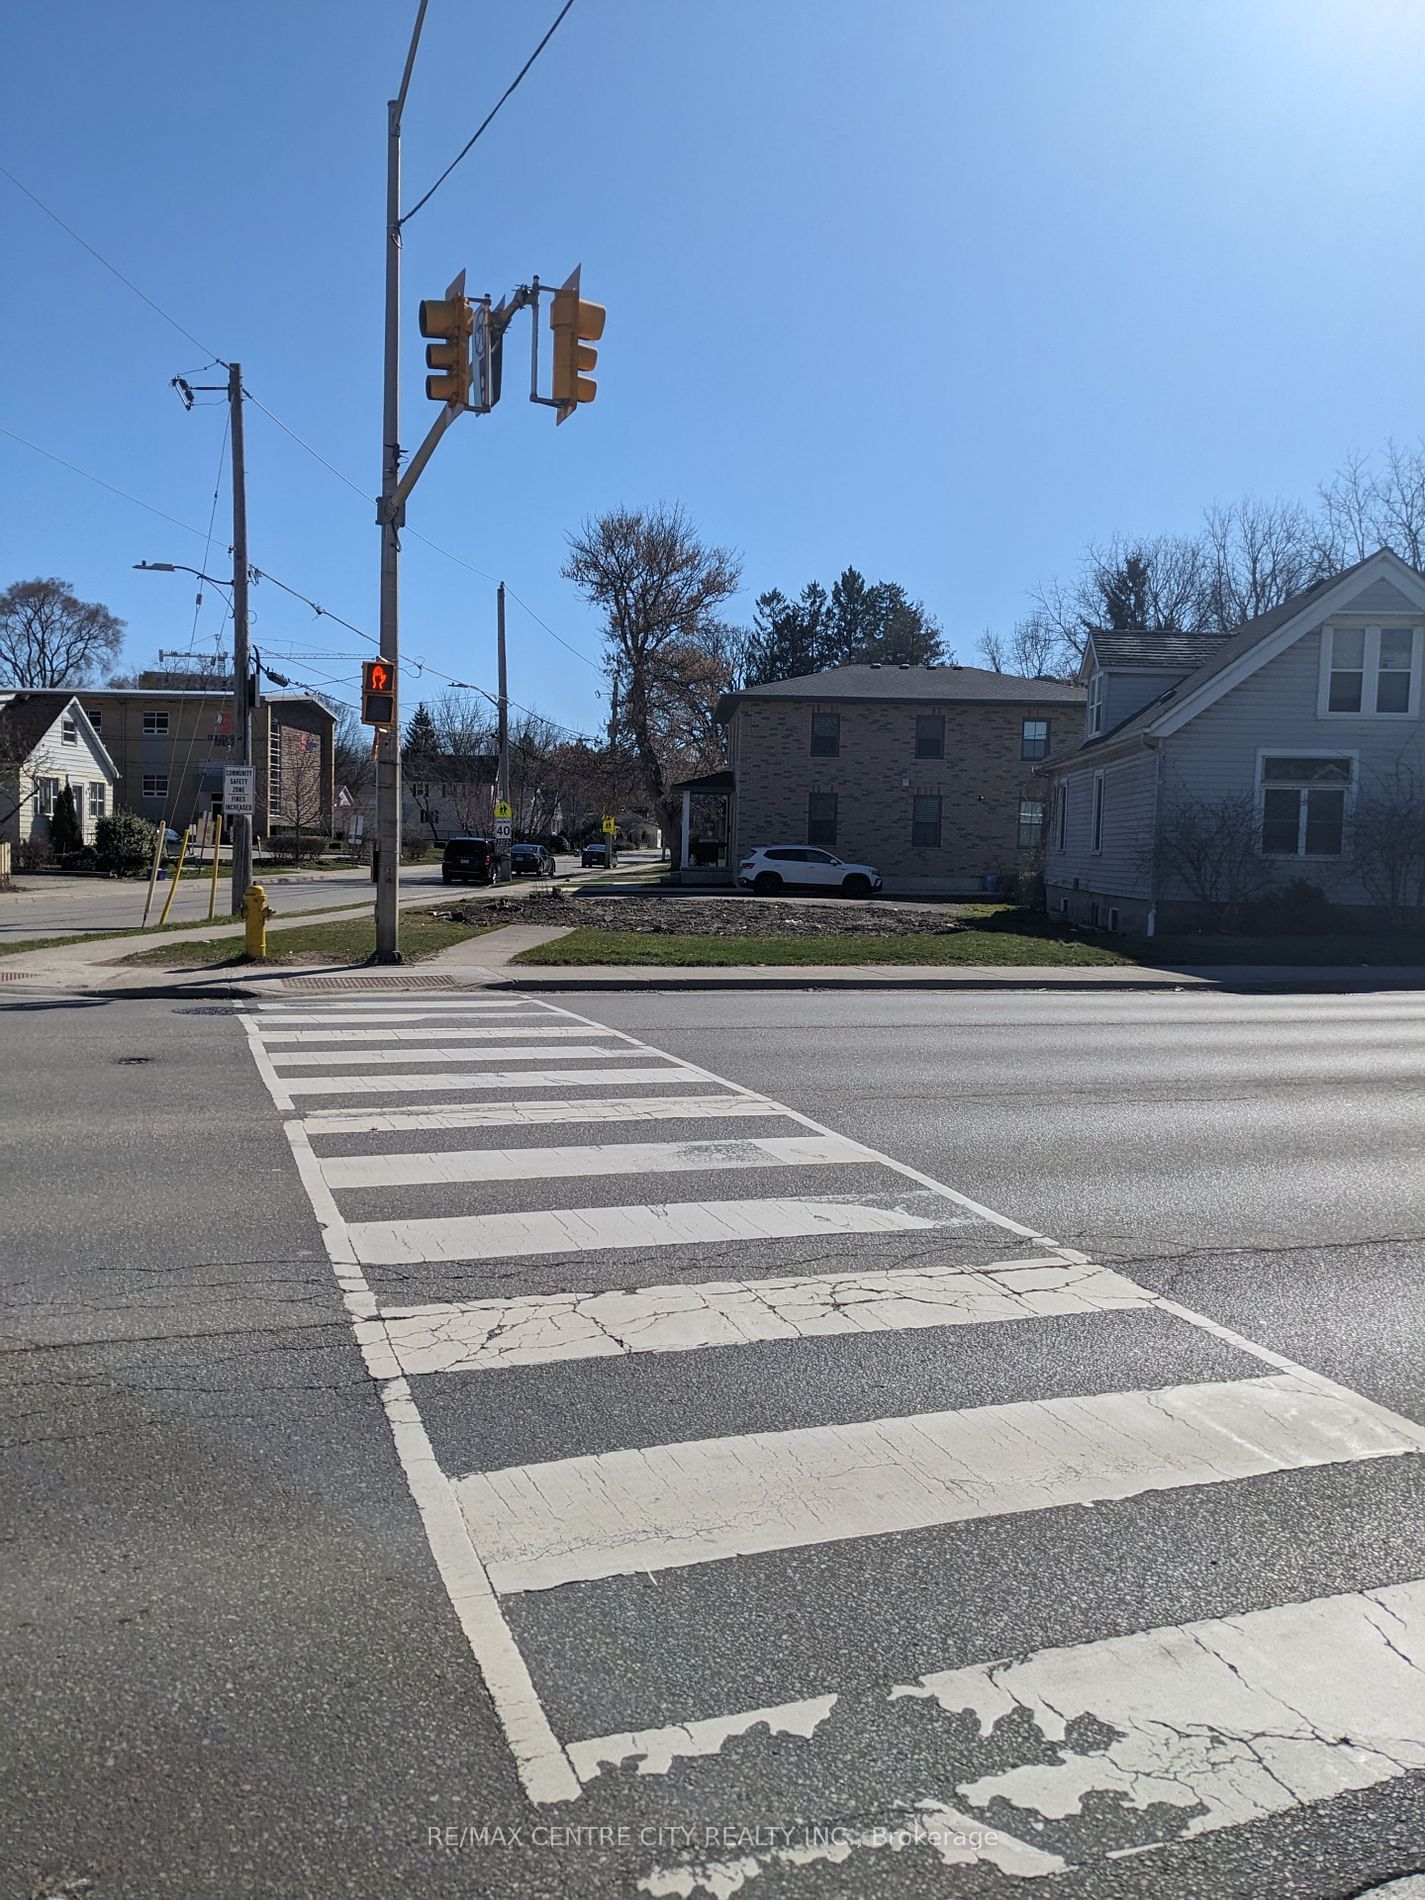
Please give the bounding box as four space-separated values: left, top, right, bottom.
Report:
441 836 499 885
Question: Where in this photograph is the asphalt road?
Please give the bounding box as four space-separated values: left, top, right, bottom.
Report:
4 984 1424 1900
0 851 649 939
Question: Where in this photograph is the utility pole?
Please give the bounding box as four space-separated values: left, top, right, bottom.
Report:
228 361 253 913
374 0 429 962
606 674 619 869
496 581 510 840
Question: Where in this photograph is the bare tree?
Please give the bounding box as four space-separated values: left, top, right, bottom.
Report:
978 614 1073 678
562 505 741 844
272 728 327 862
1351 749 1425 929
0 578 125 687
1152 789 1276 929
1199 497 1331 630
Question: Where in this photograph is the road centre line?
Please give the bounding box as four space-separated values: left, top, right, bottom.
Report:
299 1094 783 1138
346 1194 959 1267
381 1259 1152 1375
282 1065 694 1098
319 1132 868 1191
455 1373 1422 1596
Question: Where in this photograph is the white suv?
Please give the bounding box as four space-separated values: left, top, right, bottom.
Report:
738 845 883 898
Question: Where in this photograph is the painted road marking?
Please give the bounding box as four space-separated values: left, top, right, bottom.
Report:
282 1065 694 1098
568 1695 838 1784
382 1259 1152 1374
897 1576 1425 1859
267 1042 636 1068
255 1024 617 1045
456 1373 1422 1595
319 1132 868 1192
299 1094 781 1138
249 1002 535 1020
348 1194 955 1267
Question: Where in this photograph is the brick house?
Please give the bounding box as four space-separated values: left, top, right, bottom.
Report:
77 684 335 843
701 663 1085 894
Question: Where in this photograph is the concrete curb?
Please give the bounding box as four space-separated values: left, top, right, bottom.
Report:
483 967 1425 995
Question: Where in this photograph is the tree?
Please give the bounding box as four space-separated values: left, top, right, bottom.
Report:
562 505 741 847
978 614 1070 678
1152 789 1276 930
333 707 372 799
1199 497 1332 631
272 728 327 862
738 584 833 687
829 567 945 666
404 701 439 761
50 783 83 856
1351 751 1425 929
0 578 125 687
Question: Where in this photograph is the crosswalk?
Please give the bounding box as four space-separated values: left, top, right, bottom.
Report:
238 988 1425 1893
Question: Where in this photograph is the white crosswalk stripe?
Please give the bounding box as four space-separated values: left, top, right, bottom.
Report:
238 989 1425 1873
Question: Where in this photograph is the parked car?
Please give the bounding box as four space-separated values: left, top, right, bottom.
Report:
738 845 883 898
510 842 555 877
581 840 615 867
441 835 500 885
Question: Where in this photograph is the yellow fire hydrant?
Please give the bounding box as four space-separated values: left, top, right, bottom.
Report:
242 882 275 958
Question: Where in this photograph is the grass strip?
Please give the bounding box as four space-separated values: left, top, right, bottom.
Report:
513 927 1137 968
121 907 498 968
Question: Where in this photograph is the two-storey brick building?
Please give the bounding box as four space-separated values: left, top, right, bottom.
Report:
698 662 1085 894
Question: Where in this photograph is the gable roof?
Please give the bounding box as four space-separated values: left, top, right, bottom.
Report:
1085 629 1224 671
0 692 118 777
1056 550 1416 763
718 662 1083 724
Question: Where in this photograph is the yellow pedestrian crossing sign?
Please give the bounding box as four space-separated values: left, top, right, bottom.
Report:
494 800 512 821
601 816 616 835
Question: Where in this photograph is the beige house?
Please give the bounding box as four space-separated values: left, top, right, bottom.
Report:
701 663 1085 894
77 684 335 842
0 692 118 853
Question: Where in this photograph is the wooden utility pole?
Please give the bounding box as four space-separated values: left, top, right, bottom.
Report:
228 361 254 912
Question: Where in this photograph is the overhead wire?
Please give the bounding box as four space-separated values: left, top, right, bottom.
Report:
0 426 211 541
400 0 578 225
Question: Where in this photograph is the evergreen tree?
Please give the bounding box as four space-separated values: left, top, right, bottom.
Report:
404 701 439 761
50 782 82 855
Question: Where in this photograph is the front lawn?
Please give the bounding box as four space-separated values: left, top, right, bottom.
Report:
514 927 1136 968
123 908 498 968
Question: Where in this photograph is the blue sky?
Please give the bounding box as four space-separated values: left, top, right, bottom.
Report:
4 0 1424 738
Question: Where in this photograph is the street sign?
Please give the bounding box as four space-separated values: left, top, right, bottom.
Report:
493 819 513 841
601 816 617 835
494 800 513 821
223 765 255 816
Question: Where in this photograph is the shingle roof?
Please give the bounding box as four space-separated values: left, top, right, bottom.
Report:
1087 630 1224 669
1069 554 1383 757
0 691 82 760
719 663 1083 721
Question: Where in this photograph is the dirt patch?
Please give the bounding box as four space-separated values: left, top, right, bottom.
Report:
440 889 970 940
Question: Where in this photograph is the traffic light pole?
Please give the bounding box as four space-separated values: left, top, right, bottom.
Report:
227 361 254 914
374 1 429 963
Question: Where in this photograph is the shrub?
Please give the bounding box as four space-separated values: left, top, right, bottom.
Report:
1243 878 1333 936
16 834 53 871
95 807 158 877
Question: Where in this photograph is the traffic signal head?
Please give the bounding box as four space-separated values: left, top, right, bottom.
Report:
361 658 396 727
549 266 605 423
419 296 473 405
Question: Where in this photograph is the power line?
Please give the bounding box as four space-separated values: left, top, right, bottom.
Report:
400 0 578 225
242 388 371 501
186 415 231 653
503 581 602 672
0 164 225 363
0 426 212 540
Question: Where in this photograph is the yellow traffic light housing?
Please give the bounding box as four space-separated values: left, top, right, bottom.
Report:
361 659 396 727
549 266 605 423
419 296 473 406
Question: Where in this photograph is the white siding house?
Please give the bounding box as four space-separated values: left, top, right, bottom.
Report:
0 693 118 854
1044 549 1425 933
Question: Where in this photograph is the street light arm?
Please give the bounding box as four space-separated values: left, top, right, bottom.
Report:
134 560 237 588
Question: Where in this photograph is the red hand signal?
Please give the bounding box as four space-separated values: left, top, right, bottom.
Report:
369 662 390 691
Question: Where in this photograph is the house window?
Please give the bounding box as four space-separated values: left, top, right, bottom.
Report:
1108 907 1120 933
1321 625 1422 716
1091 772 1105 853
142 773 169 799
1053 781 1068 851
90 784 106 820
61 717 78 746
914 713 945 760
911 793 942 848
807 790 838 847
1086 672 1104 736
38 777 60 816
1017 797 1044 849
142 709 169 735
1021 718 1050 761
1260 755 1351 857
809 709 840 758
88 709 102 733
